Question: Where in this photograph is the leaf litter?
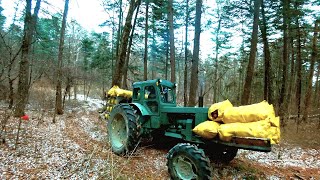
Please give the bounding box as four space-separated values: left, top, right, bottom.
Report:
0 97 319 179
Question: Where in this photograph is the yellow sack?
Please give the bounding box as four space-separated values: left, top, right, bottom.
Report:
107 86 119 97
107 86 132 98
223 100 275 123
269 116 280 127
193 121 220 139
208 100 233 121
268 117 280 144
268 126 280 144
218 119 271 142
115 88 133 98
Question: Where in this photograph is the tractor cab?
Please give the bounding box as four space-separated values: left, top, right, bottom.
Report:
132 79 176 115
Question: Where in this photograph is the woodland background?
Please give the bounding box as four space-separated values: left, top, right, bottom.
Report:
0 0 320 127
0 0 320 179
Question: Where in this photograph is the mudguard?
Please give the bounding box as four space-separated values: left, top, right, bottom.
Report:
130 103 150 116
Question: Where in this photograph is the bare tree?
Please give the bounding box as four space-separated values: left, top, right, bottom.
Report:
14 0 41 117
144 0 149 81
55 0 69 116
122 0 141 88
260 0 273 104
168 0 175 82
184 0 189 106
278 0 289 115
241 0 261 105
112 0 139 86
302 19 319 122
188 0 202 106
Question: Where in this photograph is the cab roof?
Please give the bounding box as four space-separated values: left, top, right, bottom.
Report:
132 79 175 88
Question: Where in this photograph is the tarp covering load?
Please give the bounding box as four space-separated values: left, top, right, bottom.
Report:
222 100 275 124
193 121 220 139
208 99 233 121
107 85 132 98
194 100 280 144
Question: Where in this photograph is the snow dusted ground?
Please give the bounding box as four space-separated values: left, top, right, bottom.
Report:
1 96 319 179
239 145 320 169
0 96 109 179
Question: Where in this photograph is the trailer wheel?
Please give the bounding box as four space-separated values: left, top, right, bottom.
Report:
167 143 212 180
107 104 140 155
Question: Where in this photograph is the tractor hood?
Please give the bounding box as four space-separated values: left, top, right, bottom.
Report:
161 106 209 114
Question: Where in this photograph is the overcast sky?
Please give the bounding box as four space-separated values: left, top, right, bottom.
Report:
1 0 108 32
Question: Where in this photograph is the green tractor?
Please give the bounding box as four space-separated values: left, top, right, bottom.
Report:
106 79 271 179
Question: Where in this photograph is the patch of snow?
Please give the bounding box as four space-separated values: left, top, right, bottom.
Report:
238 145 320 169
71 94 105 111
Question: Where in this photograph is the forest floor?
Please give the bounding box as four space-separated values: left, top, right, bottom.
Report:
0 96 320 179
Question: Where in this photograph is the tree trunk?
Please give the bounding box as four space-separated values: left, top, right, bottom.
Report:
14 0 41 117
143 0 149 81
295 5 302 118
279 0 289 116
112 0 139 86
188 0 202 106
115 0 123 61
183 0 189 107
213 13 221 103
314 65 319 107
165 25 169 80
241 0 261 105
55 0 69 116
260 0 273 104
168 0 176 82
302 20 319 122
122 0 141 89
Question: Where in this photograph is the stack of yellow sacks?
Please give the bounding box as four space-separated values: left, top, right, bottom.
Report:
105 86 133 119
192 100 280 144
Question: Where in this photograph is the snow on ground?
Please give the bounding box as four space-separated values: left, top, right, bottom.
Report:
0 96 108 179
238 144 320 169
1 96 320 179
71 94 105 111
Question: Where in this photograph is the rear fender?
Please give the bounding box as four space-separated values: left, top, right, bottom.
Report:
130 103 150 116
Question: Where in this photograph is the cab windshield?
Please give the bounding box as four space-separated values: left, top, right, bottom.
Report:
160 85 174 103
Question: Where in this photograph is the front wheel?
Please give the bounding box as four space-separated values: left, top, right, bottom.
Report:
167 143 212 180
107 104 140 155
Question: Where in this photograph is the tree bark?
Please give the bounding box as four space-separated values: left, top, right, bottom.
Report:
295 3 302 118
241 0 261 105
122 0 141 89
14 0 41 117
115 0 123 61
260 0 273 104
112 0 139 86
55 0 69 116
143 0 149 81
168 0 176 82
314 64 319 107
279 0 289 115
188 0 202 106
302 20 319 122
183 0 189 107
213 10 221 103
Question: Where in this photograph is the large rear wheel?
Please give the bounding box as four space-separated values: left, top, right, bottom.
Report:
167 143 212 180
107 104 140 155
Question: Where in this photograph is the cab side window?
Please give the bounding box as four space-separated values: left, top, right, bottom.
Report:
133 88 140 100
145 86 156 99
